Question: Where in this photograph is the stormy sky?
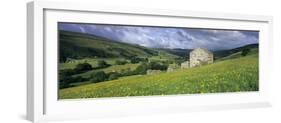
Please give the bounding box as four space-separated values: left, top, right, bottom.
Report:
58 23 259 51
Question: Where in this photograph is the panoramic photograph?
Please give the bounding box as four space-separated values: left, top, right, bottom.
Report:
58 22 259 99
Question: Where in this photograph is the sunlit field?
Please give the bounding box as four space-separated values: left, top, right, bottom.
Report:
59 53 258 99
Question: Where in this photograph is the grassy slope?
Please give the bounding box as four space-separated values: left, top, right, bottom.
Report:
59 58 120 70
73 63 140 78
216 48 258 62
59 53 258 99
213 44 258 60
60 31 153 57
60 31 179 59
160 44 258 60
59 31 179 70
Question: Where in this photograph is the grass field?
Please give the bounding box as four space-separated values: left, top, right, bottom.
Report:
73 63 140 78
59 53 258 99
216 48 258 62
59 58 122 70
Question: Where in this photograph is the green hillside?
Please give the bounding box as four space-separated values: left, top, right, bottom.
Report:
59 31 180 70
213 44 258 60
59 52 258 99
216 47 258 62
73 63 140 78
160 44 258 60
59 31 179 61
59 58 121 70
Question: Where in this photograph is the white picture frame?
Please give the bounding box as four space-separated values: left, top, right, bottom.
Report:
27 0 273 122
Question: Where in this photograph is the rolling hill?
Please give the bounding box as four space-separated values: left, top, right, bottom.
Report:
161 44 258 60
213 44 259 60
59 30 258 63
159 48 192 58
59 31 179 62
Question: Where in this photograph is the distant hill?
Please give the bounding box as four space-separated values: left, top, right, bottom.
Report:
59 31 162 62
161 44 258 60
159 48 192 58
213 44 258 60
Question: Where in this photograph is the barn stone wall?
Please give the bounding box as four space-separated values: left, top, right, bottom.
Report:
181 61 190 69
167 64 180 72
189 48 213 68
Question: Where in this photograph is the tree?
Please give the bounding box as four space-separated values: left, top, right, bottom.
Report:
130 56 140 64
59 81 71 89
90 71 107 83
120 68 134 76
74 63 93 73
129 56 147 64
115 60 128 65
149 62 168 71
108 72 120 80
134 63 149 75
241 48 251 56
59 55 67 63
59 69 76 77
97 60 110 68
59 76 88 89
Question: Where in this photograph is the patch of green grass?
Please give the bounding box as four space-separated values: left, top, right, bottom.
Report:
59 58 122 70
216 48 258 62
73 63 140 78
149 50 180 62
59 53 258 99
60 31 161 60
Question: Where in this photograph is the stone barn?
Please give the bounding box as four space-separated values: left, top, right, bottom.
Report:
190 48 213 68
181 61 190 69
167 64 180 72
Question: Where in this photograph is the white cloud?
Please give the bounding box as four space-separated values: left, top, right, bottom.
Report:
59 23 259 50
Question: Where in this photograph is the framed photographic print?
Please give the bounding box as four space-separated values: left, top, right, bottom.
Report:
57 22 260 99
27 0 273 122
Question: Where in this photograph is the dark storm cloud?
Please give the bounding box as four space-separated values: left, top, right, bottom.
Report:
58 23 259 51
